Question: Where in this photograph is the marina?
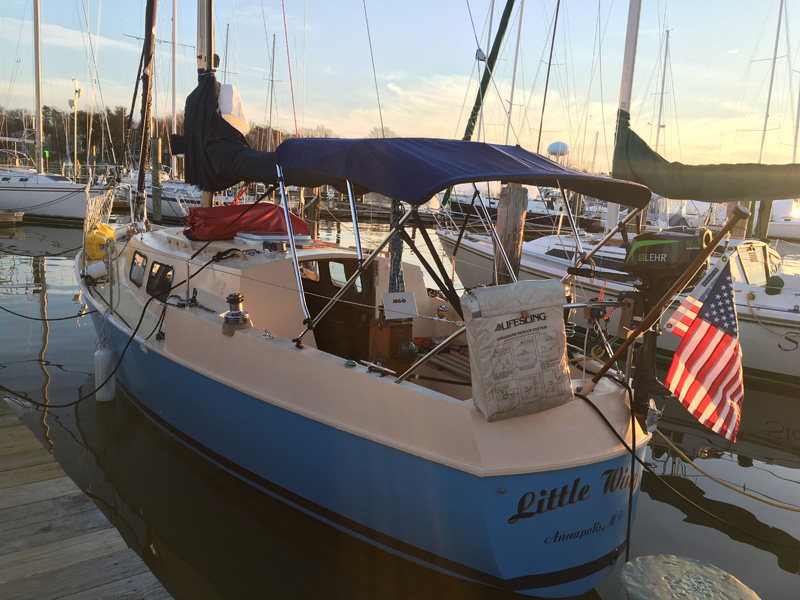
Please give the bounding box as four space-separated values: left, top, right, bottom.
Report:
3 0 800 598
1 223 799 599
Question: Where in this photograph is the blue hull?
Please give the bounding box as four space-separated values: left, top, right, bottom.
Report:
95 313 646 597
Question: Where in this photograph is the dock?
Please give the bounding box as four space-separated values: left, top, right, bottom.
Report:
0 213 23 228
0 400 172 599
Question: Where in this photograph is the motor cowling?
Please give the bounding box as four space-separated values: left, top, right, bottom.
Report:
623 227 713 307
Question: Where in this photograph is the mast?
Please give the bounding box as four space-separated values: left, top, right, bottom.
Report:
461 0 516 141
752 0 785 239
33 0 43 173
197 0 215 207
536 0 560 153
267 34 276 151
612 0 643 233
654 29 669 154
135 0 158 225
504 0 525 145
442 0 515 207
171 0 177 176
618 0 641 116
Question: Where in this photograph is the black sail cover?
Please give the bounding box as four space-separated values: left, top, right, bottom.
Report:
612 109 800 203
183 73 327 192
183 73 651 208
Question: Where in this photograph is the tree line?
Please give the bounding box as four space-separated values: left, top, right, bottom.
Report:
2 104 393 175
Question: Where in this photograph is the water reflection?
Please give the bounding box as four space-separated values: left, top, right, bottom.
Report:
2 224 800 600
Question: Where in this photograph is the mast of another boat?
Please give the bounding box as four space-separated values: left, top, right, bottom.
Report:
504 0 525 145
33 0 43 173
751 0 785 239
171 0 178 177
605 0 642 235
134 0 158 227
654 29 669 154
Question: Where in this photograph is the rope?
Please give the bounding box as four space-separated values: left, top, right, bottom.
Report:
0 305 96 321
745 294 800 351
281 0 299 137
654 429 800 512
362 0 385 137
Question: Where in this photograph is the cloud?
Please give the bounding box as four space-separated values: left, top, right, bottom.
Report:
727 49 739 54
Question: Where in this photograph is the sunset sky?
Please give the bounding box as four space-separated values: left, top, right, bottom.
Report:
2 1 800 174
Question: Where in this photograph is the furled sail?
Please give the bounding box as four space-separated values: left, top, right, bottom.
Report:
611 109 800 203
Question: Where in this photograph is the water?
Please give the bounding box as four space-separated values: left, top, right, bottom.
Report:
2 223 799 600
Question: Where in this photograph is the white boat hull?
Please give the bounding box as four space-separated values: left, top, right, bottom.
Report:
439 231 800 385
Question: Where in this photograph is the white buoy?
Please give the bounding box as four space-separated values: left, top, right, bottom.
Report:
94 340 117 403
620 555 761 599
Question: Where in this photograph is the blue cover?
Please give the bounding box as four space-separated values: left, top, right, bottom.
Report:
275 137 652 208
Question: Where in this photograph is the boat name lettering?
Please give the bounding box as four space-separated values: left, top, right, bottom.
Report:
494 312 547 332
544 522 603 544
637 253 667 262
600 466 639 494
507 478 590 524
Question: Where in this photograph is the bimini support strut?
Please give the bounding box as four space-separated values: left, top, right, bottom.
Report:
346 181 364 262
292 203 417 348
558 182 584 262
276 164 311 322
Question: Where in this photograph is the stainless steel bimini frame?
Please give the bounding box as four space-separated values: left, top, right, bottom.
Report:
274 166 525 387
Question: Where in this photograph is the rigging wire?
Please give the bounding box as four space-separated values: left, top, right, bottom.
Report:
362 0 385 137
280 0 299 137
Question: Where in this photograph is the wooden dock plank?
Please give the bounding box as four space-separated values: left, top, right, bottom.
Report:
0 460 66 490
0 427 45 455
0 490 95 534
0 548 153 600
60 569 175 600
0 498 112 557
0 402 172 598
0 476 80 510
0 447 56 472
0 528 130 584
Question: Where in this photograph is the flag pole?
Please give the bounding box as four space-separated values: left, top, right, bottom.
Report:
580 204 750 395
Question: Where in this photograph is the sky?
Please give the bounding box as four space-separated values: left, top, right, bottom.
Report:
3 0 800 174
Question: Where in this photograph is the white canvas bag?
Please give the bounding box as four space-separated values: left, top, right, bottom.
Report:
461 279 573 422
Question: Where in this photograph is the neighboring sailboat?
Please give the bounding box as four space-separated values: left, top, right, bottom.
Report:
0 0 109 224
440 0 800 385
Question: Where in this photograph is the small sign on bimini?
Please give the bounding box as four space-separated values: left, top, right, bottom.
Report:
382 292 417 321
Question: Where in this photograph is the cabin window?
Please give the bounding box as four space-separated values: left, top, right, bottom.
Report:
329 260 362 292
146 261 174 301
130 251 147 287
300 260 320 282
19 177 28 182
1 177 9 182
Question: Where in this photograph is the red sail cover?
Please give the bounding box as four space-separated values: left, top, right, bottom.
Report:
183 203 310 240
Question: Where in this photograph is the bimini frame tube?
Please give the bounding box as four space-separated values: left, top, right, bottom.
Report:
346 181 364 261
558 183 584 260
276 164 311 321
293 205 417 348
473 183 517 283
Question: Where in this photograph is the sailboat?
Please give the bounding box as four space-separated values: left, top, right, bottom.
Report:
0 0 109 224
69 1 688 596
439 0 800 386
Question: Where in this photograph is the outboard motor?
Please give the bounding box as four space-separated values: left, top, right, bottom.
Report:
622 227 713 413
621 227 713 312
567 226 714 416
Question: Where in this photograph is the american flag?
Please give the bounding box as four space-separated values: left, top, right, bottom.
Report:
664 258 744 442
